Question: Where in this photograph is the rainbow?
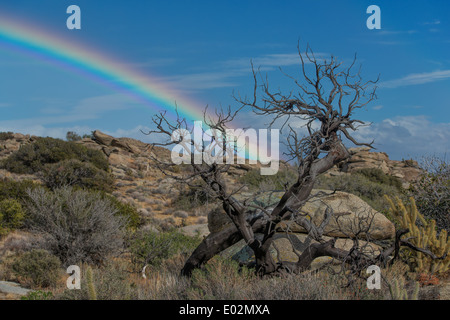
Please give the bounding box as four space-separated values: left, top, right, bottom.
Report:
0 13 271 162
0 13 206 122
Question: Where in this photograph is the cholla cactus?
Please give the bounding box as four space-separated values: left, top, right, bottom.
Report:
86 266 97 300
389 278 419 300
385 196 450 274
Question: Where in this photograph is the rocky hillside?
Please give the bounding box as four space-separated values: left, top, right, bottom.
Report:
327 147 421 187
0 130 422 230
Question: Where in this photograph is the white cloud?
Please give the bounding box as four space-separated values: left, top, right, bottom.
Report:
352 115 450 160
378 70 450 88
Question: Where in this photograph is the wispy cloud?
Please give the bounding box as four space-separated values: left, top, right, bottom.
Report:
159 52 329 92
423 19 441 25
376 29 417 35
161 71 242 91
0 102 11 108
378 70 450 88
0 93 140 129
119 58 177 69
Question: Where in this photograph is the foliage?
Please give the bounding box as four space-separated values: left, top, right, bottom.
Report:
11 249 62 288
188 257 255 299
0 199 25 234
315 171 405 218
105 194 142 231
65 131 82 142
0 179 39 204
355 168 403 190
0 131 14 141
21 290 54 300
239 166 297 191
129 229 201 270
385 196 450 274
173 184 214 211
26 187 126 266
1 137 109 174
40 159 114 192
409 156 449 232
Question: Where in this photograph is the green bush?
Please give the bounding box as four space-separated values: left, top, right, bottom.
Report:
21 290 54 300
174 186 211 211
129 229 201 270
11 249 62 288
1 137 109 174
0 198 25 230
40 159 114 192
239 167 297 191
65 131 81 142
315 172 405 216
0 179 39 204
105 194 142 231
355 168 403 190
0 131 14 141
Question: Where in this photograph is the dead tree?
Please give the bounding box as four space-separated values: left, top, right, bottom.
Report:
145 44 432 277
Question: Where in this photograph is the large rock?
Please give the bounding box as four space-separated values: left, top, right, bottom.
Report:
208 190 395 240
277 190 395 240
221 233 382 270
179 223 210 238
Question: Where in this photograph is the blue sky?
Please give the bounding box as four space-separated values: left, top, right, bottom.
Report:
0 0 449 160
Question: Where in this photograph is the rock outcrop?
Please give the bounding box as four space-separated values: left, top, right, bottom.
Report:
329 147 422 185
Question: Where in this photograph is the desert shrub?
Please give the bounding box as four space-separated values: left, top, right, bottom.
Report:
0 198 25 231
188 257 255 300
11 249 62 288
65 131 81 142
26 187 126 266
1 137 108 174
355 168 403 190
173 186 211 211
0 131 14 141
315 172 405 216
21 290 54 300
57 261 137 300
0 179 39 204
40 159 114 192
409 156 449 232
239 166 297 191
104 194 142 231
129 229 201 270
